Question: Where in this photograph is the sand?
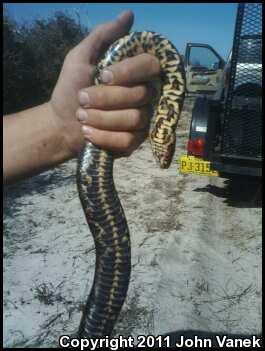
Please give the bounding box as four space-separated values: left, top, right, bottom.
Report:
3 99 262 348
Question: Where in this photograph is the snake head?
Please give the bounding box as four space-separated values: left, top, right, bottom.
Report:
150 133 176 169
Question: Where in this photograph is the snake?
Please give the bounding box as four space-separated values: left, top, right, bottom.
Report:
76 31 186 338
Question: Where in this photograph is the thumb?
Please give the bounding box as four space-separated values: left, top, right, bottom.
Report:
77 10 134 64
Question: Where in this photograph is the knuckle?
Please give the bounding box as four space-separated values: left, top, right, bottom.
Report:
93 24 111 45
94 111 104 126
148 54 160 73
131 109 142 128
120 58 132 78
65 48 77 61
93 24 104 36
110 59 130 83
92 90 102 105
86 109 99 125
88 87 104 106
122 134 134 150
134 85 148 104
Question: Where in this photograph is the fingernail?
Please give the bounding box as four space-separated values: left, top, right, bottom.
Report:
78 91 90 106
101 70 113 84
77 109 87 122
82 125 93 135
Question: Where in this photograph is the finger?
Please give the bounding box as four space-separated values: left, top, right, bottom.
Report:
81 126 148 154
100 53 161 86
78 84 156 110
76 106 151 132
74 11 134 64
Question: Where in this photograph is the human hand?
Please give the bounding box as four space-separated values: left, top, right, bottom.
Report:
50 11 160 158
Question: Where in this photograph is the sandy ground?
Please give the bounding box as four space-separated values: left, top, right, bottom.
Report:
3 99 262 348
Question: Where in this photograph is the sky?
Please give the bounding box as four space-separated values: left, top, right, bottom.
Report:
4 3 238 59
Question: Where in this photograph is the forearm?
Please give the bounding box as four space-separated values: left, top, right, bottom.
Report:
3 102 74 185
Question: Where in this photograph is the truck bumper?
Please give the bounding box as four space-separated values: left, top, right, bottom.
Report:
212 160 262 177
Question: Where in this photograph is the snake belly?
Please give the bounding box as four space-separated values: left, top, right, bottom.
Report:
76 31 186 338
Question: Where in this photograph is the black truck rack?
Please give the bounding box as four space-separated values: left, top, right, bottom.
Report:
206 3 262 177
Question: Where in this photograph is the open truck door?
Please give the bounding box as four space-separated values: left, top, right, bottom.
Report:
185 43 225 94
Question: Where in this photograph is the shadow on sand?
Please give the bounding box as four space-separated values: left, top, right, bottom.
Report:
193 176 262 208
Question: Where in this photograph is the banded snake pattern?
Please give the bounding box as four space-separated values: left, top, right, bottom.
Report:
76 31 186 338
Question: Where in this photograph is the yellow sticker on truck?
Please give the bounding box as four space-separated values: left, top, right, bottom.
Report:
179 155 219 176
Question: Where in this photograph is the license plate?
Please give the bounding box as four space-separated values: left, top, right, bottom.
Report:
179 155 219 176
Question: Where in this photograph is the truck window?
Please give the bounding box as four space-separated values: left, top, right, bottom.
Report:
189 46 221 70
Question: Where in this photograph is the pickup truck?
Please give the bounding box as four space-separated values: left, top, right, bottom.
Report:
180 3 262 178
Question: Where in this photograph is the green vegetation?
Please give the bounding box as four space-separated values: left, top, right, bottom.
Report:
3 7 87 115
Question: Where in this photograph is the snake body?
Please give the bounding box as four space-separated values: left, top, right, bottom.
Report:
76 31 185 338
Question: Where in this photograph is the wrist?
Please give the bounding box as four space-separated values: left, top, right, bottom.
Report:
47 101 84 160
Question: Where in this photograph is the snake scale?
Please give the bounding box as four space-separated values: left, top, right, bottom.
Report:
76 31 186 338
